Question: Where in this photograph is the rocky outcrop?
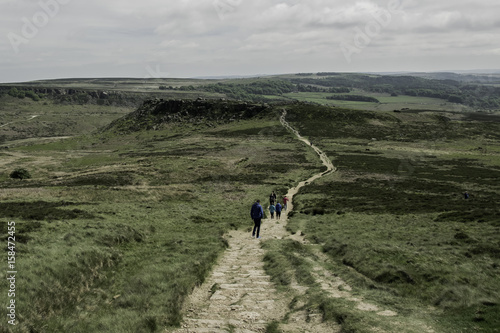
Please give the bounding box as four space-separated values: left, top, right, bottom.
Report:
105 98 270 133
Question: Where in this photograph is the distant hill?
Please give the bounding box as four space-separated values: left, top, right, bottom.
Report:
3 71 500 112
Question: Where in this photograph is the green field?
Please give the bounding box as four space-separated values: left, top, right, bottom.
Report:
283 91 468 112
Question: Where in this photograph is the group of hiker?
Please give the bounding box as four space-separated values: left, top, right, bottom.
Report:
250 191 289 239
268 191 288 219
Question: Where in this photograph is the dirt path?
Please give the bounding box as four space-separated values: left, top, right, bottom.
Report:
169 110 431 333
0 115 39 128
279 110 336 176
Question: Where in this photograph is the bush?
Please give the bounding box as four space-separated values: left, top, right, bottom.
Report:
7 87 20 98
9 168 31 180
25 90 40 101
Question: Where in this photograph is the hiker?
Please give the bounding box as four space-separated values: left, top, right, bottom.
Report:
270 191 277 205
283 196 289 211
269 203 276 219
464 191 469 199
250 199 264 239
275 202 282 219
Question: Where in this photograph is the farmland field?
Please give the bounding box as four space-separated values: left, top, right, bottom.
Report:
283 91 468 112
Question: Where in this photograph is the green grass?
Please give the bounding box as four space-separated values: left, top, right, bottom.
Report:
0 106 323 332
282 91 468 112
2 93 500 332
281 103 500 332
0 95 134 142
262 239 316 289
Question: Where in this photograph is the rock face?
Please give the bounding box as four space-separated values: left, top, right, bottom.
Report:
105 98 270 132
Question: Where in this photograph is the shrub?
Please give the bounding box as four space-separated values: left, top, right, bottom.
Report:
25 90 40 101
9 168 31 180
7 87 20 98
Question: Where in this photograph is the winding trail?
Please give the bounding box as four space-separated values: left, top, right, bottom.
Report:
169 110 423 333
279 110 336 177
171 110 338 333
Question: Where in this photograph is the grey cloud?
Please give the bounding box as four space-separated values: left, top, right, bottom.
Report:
1 0 499 82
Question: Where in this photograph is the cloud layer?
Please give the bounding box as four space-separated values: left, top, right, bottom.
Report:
1 0 499 82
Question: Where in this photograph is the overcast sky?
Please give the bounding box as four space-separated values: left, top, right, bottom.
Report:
1 0 499 83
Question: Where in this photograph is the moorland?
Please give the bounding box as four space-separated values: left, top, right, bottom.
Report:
0 72 499 333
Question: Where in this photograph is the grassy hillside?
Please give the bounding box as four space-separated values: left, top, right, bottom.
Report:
0 95 134 143
279 103 500 332
0 101 324 332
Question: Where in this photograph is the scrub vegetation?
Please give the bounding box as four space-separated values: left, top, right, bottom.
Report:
0 74 499 332
278 103 500 332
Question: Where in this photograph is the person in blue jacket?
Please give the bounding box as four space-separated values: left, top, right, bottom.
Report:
275 202 282 219
269 203 276 219
250 199 264 239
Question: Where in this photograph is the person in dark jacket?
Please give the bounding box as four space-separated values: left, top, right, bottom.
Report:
269 192 277 205
250 199 264 239
275 202 282 219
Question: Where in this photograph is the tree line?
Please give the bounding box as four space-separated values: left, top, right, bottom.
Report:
4 87 44 101
326 95 380 103
170 80 351 102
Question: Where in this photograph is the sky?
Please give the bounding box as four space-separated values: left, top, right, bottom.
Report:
1 0 500 83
